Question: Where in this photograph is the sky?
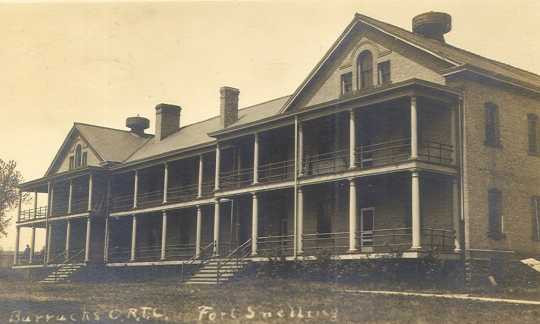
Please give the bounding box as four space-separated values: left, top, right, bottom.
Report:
1 0 540 250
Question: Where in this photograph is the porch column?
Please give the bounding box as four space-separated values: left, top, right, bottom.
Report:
195 206 202 258
452 178 462 252
67 179 73 214
451 104 457 165
253 133 260 184
13 226 20 264
33 192 38 220
163 163 169 204
65 220 71 259
104 217 109 263
130 215 137 261
251 193 258 256
87 174 93 212
349 110 356 169
197 155 204 198
46 223 52 264
160 212 167 260
214 145 221 190
297 187 304 254
30 227 36 263
84 217 91 262
213 200 220 256
133 170 139 209
411 171 422 250
298 122 304 176
410 96 418 160
48 182 54 217
348 179 358 252
17 190 22 222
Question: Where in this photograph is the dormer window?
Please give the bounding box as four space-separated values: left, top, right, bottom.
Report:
357 50 373 89
69 144 88 170
340 72 353 95
75 144 82 168
377 61 391 85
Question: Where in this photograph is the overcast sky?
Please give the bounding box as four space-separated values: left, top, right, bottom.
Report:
1 0 539 250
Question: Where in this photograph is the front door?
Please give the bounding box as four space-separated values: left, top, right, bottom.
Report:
360 208 375 247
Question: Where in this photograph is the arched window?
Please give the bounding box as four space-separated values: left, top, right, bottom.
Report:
74 144 82 168
357 51 373 89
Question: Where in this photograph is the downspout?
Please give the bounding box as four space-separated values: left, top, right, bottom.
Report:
293 116 298 258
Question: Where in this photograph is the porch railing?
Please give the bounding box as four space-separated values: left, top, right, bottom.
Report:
422 228 455 252
419 141 454 165
19 206 48 222
258 159 295 183
257 234 295 257
216 239 251 285
70 198 89 214
302 232 349 254
136 244 162 261
137 190 163 209
356 138 411 168
168 184 199 204
200 182 215 197
356 227 412 253
108 245 131 263
302 149 349 176
166 243 196 259
220 167 254 190
110 193 134 212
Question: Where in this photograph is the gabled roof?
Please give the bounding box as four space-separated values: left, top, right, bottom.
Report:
282 13 540 112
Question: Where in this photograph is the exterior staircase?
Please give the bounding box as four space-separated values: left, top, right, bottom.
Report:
40 250 85 284
184 240 251 285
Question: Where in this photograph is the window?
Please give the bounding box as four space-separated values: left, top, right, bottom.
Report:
340 72 353 95
69 156 74 170
488 189 504 239
357 51 373 89
485 103 501 147
82 152 88 167
74 144 82 168
377 61 391 85
532 196 540 241
528 114 539 154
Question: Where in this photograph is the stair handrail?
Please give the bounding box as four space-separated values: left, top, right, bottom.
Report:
180 242 215 282
216 239 251 285
63 249 85 266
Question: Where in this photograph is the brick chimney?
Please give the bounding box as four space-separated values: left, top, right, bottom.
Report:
155 103 181 141
220 86 239 128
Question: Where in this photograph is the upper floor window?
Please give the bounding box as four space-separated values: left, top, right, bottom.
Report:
377 61 391 85
528 113 539 154
340 72 353 95
357 51 373 90
74 144 82 168
488 188 504 239
69 156 75 170
82 152 88 167
532 196 540 241
484 103 501 147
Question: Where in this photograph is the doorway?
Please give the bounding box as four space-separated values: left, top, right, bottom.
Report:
360 207 375 247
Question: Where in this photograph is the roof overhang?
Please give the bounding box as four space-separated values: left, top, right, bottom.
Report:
19 166 106 192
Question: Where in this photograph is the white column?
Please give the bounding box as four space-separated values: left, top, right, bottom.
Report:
65 220 71 259
411 171 422 250
84 217 91 262
253 133 260 184
133 171 139 208
87 174 93 212
349 179 358 252
197 155 204 198
46 223 52 264
160 212 167 260
452 178 462 252
48 182 54 217
214 145 221 190
298 123 304 176
163 163 169 204
195 206 202 258
17 190 22 222
297 188 304 254
13 226 20 264
349 110 356 169
33 191 38 220
104 217 109 263
410 96 418 160
130 215 137 261
251 193 258 256
67 180 73 214
213 200 220 256
30 227 36 263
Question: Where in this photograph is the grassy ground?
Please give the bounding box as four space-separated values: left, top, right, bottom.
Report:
1 276 539 324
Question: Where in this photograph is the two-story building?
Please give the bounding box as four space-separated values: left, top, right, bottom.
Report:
13 11 540 284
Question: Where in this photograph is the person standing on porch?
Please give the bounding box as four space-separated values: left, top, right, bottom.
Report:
23 245 31 264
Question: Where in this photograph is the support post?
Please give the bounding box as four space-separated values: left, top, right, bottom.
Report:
130 215 137 261
67 179 73 214
87 174 93 212
298 122 304 176
251 193 258 256
195 206 202 258
213 200 220 256
33 191 38 220
161 212 167 260
163 163 169 204
84 217 91 262
49 182 54 217
297 188 304 254
13 226 20 265
253 133 259 184
65 220 71 259
349 110 356 169
410 96 418 160
30 227 36 263
214 145 221 191
17 190 22 222
46 223 52 264
411 171 422 250
348 179 357 252
452 178 462 252
197 155 204 198
451 104 457 165
133 170 138 209
104 216 109 263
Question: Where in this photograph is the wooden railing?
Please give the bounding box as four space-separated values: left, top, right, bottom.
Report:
302 232 349 254
110 193 134 212
258 159 295 183
356 138 411 168
136 244 162 261
137 190 163 209
168 184 198 204
302 149 349 176
220 167 254 190
70 198 89 214
166 243 196 259
108 245 131 263
356 227 412 252
19 206 47 222
257 235 295 257
422 228 455 252
419 141 454 165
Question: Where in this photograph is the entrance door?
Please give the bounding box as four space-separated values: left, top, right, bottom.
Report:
360 208 375 247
